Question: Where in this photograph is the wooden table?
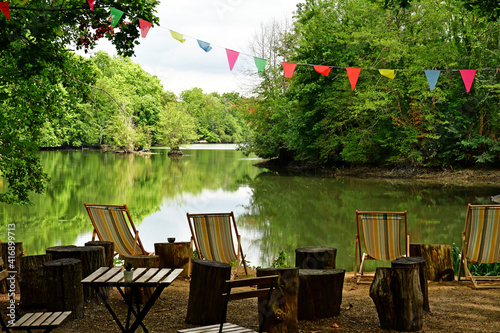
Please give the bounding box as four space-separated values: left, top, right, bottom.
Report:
81 267 183 333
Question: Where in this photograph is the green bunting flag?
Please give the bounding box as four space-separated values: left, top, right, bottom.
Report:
110 8 124 27
254 57 267 74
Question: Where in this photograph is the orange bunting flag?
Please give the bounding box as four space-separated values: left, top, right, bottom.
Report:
170 30 186 43
282 62 297 78
87 0 95 11
0 1 10 20
346 67 361 90
460 69 476 93
314 65 331 77
379 69 395 80
139 19 152 38
226 49 239 71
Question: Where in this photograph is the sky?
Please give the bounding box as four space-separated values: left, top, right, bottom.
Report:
86 0 301 96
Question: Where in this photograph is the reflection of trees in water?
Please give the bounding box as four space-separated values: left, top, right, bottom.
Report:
239 172 499 271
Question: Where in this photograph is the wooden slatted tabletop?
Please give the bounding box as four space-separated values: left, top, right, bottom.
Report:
82 267 183 287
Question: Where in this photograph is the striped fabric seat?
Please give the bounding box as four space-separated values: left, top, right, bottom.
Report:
85 203 150 257
187 212 248 276
459 204 500 289
355 210 409 283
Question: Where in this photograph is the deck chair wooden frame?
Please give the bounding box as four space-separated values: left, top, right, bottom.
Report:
186 212 248 277
355 210 410 283
0 258 71 332
458 204 500 289
84 203 151 257
178 275 278 333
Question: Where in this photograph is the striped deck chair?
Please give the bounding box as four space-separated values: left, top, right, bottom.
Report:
355 210 409 283
186 212 248 277
84 203 150 257
458 204 500 289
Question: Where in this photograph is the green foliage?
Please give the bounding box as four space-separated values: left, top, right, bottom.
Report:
155 103 198 150
452 244 500 277
271 251 289 268
123 261 134 271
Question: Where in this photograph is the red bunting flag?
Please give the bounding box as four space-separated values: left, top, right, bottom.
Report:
226 49 239 71
87 0 95 11
0 1 10 20
139 19 152 38
460 69 476 93
282 62 297 78
346 67 361 90
314 65 331 77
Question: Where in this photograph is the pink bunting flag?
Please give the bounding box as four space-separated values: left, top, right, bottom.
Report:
226 49 239 71
346 67 361 90
460 69 476 93
0 1 10 20
87 0 95 11
139 19 152 38
314 65 331 77
282 62 297 78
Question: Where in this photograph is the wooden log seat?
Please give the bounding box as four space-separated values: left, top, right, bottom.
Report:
154 241 192 279
186 259 232 325
295 246 337 269
0 242 24 294
20 254 52 309
392 256 429 312
120 254 159 305
85 240 115 268
410 243 454 282
44 258 84 318
369 266 424 332
298 269 345 321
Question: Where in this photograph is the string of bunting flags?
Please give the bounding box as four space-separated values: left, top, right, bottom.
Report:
2 0 500 93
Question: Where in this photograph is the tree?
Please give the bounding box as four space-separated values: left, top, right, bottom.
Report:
155 103 198 151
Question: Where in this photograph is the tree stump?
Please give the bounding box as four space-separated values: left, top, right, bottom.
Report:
410 243 454 282
0 242 24 293
392 256 429 312
257 267 299 333
295 246 336 269
121 254 159 305
155 242 192 279
298 269 345 320
44 258 84 318
186 260 231 325
46 245 105 300
369 267 424 332
20 254 52 309
85 241 115 268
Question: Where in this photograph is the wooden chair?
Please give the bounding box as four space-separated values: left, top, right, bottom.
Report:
178 275 278 333
355 210 409 283
84 203 151 257
0 258 71 332
186 212 248 276
458 204 500 289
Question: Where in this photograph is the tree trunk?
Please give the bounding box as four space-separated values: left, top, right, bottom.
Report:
0 242 24 293
295 246 336 269
410 243 454 282
85 241 115 268
257 267 299 333
44 258 84 318
121 254 159 304
20 254 52 309
186 260 231 325
155 242 192 279
392 256 429 312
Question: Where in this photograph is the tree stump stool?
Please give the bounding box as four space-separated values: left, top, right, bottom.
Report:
120 254 159 305
298 269 345 321
155 241 192 279
0 242 24 293
44 258 84 318
295 246 336 269
392 256 429 312
369 266 424 332
46 245 105 300
85 241 115 268
186 260 231 325
410 243 454 282
257 267 299 333
20 254 52 309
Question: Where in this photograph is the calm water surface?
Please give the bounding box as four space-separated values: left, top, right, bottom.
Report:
1 144 499 271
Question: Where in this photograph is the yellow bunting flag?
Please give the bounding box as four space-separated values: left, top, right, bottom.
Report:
379 69 396 80
170 30 186 43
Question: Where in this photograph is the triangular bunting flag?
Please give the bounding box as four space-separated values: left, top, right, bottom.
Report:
424 70 441 90
87 0 95 11
346 67 361 90
460 69 476 93
254 57 267 74
314 65 331 76
0 1 10 20
170 30 186 43
139 19 152 38
110 8 124 28
226 49 239 71
379 69 396 80
197 40 212 52
282 62 297 78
